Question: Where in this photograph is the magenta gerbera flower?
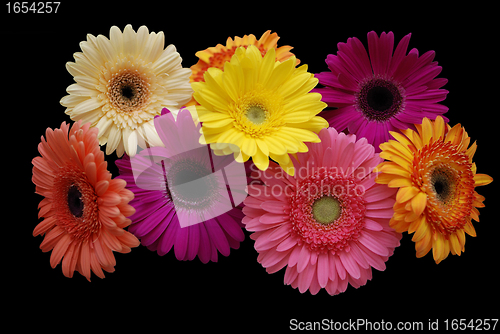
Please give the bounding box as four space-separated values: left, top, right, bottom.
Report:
313 31 448 151
243 127 401 295
116 108 246 263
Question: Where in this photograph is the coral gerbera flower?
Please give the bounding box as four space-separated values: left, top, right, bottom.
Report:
190 30 299 84
116 108 246 263
243 127 401 295
192 45 328 176
60 24 193 157
313 31 449 151
376 116 493 263
32 120 139 281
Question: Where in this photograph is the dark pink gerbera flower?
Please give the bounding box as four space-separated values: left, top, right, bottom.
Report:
313 31 448 151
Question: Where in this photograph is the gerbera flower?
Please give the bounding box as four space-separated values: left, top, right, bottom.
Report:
376 116 493 263
60 24 193 157
116 108 246 263
192 45 329 176
190 30 299 84
242 127 401 295
32 120 139 281
313 31 448 151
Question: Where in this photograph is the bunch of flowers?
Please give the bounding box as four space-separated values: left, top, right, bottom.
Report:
32 25 492 295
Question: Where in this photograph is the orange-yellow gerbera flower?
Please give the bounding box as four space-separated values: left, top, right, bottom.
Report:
189 30 299 86
376 116 493 263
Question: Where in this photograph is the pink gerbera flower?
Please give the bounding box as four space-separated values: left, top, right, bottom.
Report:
313 31 448 151
116 108 246 263
242 127 401 295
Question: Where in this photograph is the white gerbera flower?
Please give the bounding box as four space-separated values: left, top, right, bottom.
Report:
60 24 193 156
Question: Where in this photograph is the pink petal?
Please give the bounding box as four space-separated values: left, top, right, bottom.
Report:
358 230 389 256
260 200 287 214
296 245 311 273
339 250 361 279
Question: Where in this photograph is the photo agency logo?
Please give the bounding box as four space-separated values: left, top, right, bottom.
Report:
129 109 248 228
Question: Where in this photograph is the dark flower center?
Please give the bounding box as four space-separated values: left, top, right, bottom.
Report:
431 167 455 203
67 185 84 218
121 85 136 100
357 79 404 121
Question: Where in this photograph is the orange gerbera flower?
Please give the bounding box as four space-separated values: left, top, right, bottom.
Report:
376 116 493 263
189 30 299 99
32 120 139 280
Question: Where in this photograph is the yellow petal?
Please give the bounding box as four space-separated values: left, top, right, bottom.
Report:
410 191 427 217
411 215 429 242
449 233 462 256
420 117 433 145
415 229 432 258
433 116 445 140
252 148 270 171
432 232 446 264
388 177 413 188
474 173 493 186
241 137 257 156
463 220 476 237
396 186 420 203
379 162 411 177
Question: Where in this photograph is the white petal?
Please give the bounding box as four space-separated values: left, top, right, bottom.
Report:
105 125 121 155
79 41 104 70
96 35 116 63
95 116 113 137
148 31 165 63
136 26 150 58
72 98 104 116
109 26 123 54
126 130 138 157
60 94 88 108
66 83 97 97
152 52 182 75
122 24 137 56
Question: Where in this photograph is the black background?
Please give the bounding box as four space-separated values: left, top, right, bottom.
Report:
6 1 498 331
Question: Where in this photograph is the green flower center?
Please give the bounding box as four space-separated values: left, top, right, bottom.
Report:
245 105 267 125
312 195 342 225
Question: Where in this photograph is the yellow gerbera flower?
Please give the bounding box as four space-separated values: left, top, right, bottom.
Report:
376 116 493 263
60 24 193 157
192 45 328 176
190 30 299 84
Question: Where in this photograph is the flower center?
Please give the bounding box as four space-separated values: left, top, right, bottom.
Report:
356 78 404 121
108 69 150 113
430 167 455 204
230 85 285 138
312 196 342 225
245 105 267 125
53 164 100 240
289 170 366 253
67 185 84 218
413 141 475 236
163 153 220 210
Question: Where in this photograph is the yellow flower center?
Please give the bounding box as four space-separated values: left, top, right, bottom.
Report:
229 84 285 138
